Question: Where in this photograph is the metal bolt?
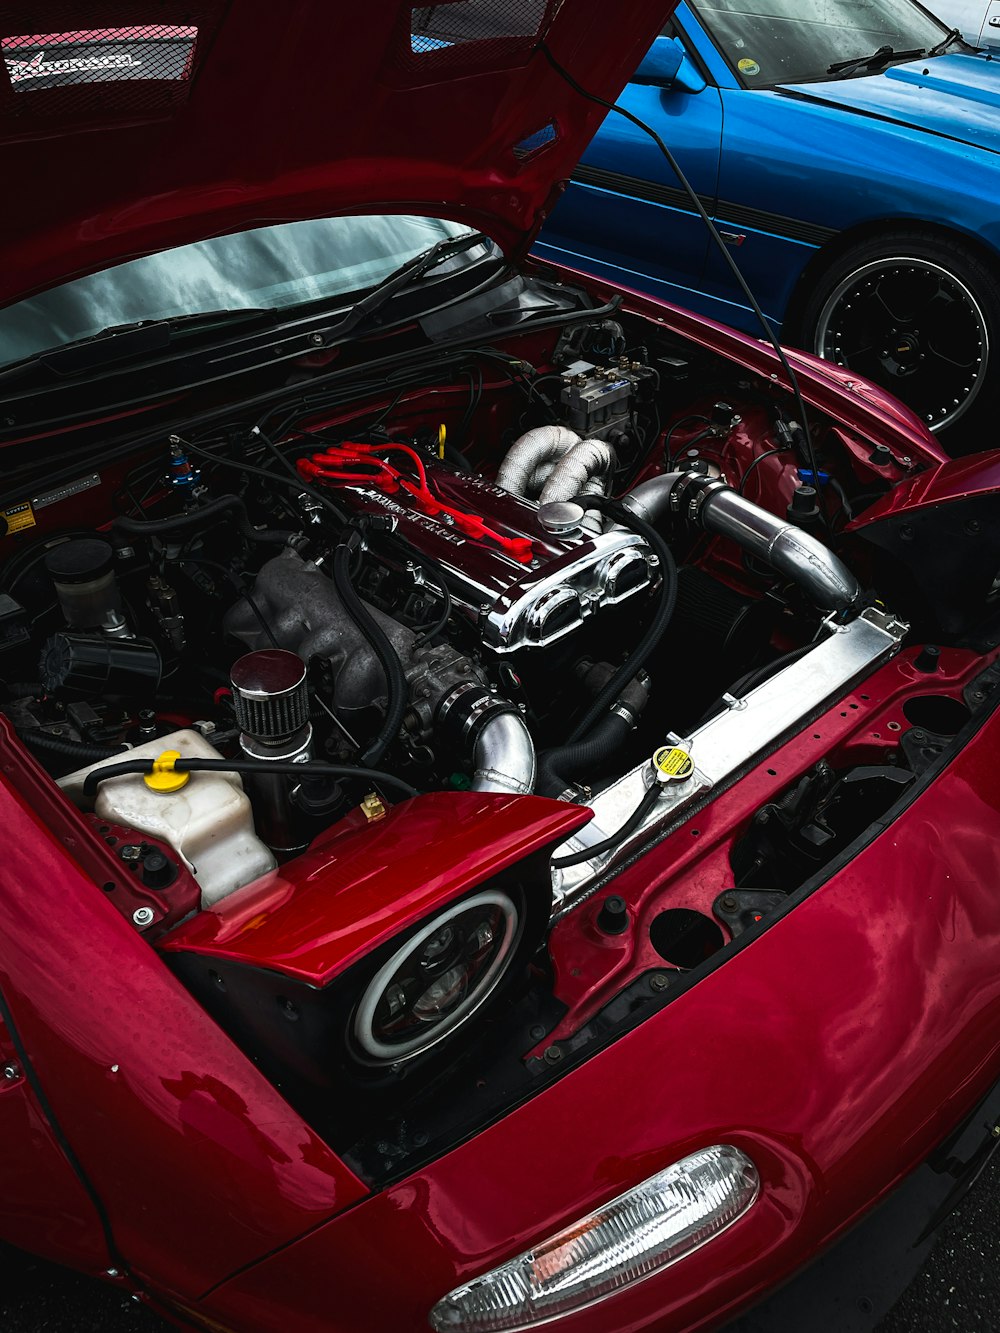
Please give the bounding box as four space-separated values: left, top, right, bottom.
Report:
3 1062 20 1081
132 906 155 928
105 1269 121 1279
649 973 671 993
721 894 738 912
309 332 324 345
529 1024 546 1041
543 1045 563 1065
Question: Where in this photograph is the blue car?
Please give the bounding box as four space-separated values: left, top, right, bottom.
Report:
535 0 1000 447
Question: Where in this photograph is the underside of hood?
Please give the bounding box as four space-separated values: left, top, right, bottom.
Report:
0 0 670 309
784 52 1000 156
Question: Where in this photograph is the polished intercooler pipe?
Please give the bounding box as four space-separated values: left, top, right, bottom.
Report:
470 711 536 796
438 685 537 796
622 472 861 614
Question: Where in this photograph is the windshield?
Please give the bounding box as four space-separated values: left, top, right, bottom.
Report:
691 0 949 85
0 214 478 369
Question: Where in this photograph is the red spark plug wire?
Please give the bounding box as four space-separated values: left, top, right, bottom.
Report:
298 443 534 563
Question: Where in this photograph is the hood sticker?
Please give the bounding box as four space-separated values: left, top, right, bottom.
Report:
1 502 36 536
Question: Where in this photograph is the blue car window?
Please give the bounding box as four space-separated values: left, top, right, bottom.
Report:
692 0 949 84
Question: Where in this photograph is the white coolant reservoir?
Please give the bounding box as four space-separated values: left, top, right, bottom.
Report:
59 729 277 907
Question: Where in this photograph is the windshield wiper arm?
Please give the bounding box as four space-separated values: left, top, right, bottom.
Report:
928 27 963 56
327 232 489 342
1 307 279 377
63 307 277 345
827 44 925 79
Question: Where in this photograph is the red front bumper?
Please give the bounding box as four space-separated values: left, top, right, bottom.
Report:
188 698 1000 1331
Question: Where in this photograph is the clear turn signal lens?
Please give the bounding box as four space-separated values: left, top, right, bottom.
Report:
429 1144 759 1331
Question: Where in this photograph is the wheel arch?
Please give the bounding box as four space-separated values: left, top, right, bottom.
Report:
784 217 1000 344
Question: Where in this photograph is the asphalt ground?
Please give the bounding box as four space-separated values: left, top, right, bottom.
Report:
2 1150 999 1331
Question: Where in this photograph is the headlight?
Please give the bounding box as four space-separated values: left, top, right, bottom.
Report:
352 890 521 1064
429 1145 759 1331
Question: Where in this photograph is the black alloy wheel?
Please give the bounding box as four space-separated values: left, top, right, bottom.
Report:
796 231 1000 451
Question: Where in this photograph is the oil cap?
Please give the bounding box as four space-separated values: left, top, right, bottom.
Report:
538 501 585 537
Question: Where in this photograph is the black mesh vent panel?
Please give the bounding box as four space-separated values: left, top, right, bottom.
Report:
0 3 227 126
400 0 555 77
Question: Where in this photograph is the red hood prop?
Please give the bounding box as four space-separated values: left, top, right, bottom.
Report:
0 0 670 308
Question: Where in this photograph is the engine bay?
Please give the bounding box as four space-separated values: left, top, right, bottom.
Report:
2 296 997 1182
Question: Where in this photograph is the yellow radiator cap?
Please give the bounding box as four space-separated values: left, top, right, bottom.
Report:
143 750 190 793
653 745 694 782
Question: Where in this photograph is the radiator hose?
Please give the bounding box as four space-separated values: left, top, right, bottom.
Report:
565 495 679 745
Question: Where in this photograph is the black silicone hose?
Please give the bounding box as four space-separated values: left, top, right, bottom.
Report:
566 496 679 745
21 731 124 763
83 757 419 805
551 784 660 870
331 542 409 768
537 712 633 799
113 495 294 545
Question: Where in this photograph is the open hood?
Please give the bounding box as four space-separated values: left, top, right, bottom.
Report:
0 1 669 309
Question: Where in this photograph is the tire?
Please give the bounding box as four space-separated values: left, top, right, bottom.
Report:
792 230 1000 452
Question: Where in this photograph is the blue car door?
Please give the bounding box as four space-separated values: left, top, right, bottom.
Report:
679 3 834 337
535 22 724 313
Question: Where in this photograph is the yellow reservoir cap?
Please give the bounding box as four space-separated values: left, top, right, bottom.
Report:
143 750 190 793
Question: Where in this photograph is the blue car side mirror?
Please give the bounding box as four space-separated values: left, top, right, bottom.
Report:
634 36 707 95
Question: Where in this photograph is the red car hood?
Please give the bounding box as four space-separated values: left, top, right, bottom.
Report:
0 1 670 308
